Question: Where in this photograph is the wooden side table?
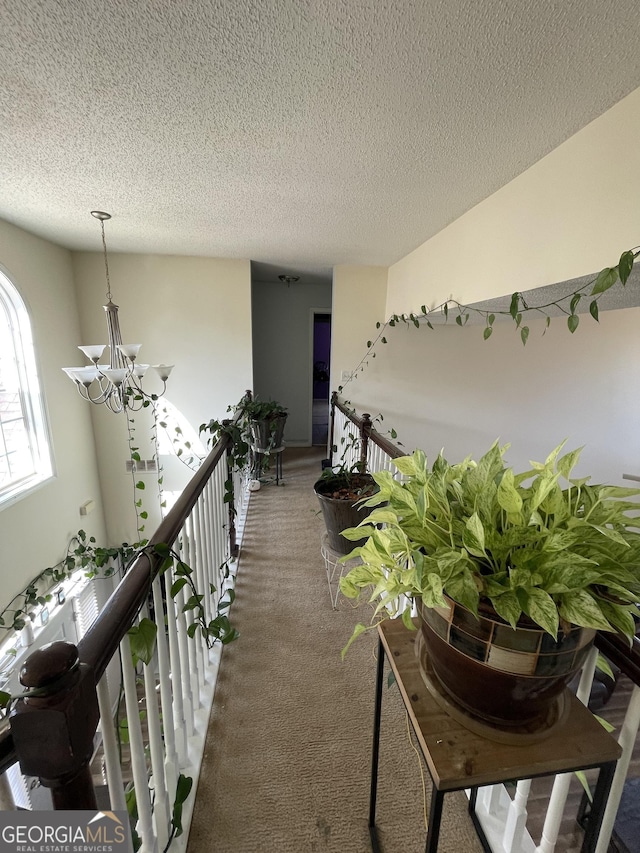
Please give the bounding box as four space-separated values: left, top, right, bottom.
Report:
369 620 622 853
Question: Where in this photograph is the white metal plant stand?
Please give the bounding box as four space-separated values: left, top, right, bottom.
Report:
320 532 361 609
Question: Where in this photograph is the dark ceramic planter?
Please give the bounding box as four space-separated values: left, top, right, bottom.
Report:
249 414 287 450
418 597 596 731
314 473 377 556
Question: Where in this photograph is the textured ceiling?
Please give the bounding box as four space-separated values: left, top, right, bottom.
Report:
2 1 640 282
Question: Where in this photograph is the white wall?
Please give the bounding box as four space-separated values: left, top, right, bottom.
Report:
0 219 106 606
252 279 332 445
330 265 388 401
387 86 640 313
341 307 640 485
72 252 253 543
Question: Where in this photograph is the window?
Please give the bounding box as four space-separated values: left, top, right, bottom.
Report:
0 268 52 506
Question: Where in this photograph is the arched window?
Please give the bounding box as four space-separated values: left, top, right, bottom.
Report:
0 268 53 506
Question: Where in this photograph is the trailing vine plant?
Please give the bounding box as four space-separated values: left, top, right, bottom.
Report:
338 247 639 396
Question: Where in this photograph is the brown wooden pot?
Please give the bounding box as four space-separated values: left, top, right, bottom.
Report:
418 597 596 731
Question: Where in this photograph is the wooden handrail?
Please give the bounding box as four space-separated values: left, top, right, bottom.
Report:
6 395 248 807
78 434 230 680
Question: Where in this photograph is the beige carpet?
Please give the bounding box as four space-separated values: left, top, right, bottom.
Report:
187 448 483 853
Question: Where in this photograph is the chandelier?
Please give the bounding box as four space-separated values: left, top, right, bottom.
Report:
63 211 173 414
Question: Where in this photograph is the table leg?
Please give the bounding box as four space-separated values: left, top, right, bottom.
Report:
425 788 445 853
580 760 617 853
368 635 386 852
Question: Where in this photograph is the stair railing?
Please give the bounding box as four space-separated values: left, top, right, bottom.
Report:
2 402 249 850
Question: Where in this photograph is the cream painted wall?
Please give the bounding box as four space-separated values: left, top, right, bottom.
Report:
252 279 332 444
0 219 106 606
330 265 388 411
342 307 640 486
387 86 640 313
72 252 253 543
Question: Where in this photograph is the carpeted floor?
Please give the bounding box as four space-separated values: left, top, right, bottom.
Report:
187 447 483 852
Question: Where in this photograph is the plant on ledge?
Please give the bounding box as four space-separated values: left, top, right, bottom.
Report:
339 441 640 729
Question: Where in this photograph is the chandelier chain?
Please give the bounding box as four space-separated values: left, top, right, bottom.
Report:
100 218 112 302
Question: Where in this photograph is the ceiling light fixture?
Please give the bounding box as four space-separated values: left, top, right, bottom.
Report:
63 211 173 413
278 275 300 287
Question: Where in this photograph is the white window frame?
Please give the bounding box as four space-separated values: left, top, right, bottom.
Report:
0 266 53 508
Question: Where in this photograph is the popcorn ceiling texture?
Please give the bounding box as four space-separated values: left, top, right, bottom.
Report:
1 0 639 275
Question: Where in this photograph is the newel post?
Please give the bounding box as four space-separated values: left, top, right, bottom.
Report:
9 641 100 809
328 391 338 466
359 413 372 472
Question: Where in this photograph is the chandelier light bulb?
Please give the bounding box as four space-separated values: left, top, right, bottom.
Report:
79 344 106 362
118 343 142 360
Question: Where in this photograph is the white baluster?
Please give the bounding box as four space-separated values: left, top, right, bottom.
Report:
503 779 532 853
479 783 503 816
181 518 204 714
121 634 157 853
175 572 195 739
0 771 16 809
595 683 640 853
537 645 599 853
96 676 127 811
166 565 187 764
152 575 179 801
193 498 213 661
140 605 169 851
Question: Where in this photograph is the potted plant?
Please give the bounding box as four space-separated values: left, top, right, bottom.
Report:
238 397 287 449
314 462 378 556
339 441 640 732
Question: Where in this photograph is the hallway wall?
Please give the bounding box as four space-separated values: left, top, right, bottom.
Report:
0 219 107 604
340 305 640 485
252 278 331 445
72 251 253 544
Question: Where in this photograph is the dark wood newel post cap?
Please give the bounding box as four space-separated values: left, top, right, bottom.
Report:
362 413 372 422
10 641 100 790
20 641 79 690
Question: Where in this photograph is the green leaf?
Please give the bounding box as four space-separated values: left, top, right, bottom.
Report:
591 266 618 295
0 690 11 709
526 588 559 638
567 314 579 334
135 480 145 490
127 618 157 666
463 513 485 557
483 326 493 340
509 292 520 319
455 315 463 326
569 293 581 315
443 303 448 319
589 300 599 322
520 326 529 346
170 577 189 597
172 774 194 837
558 591 612 632
618 250 634 285
341 623 370 659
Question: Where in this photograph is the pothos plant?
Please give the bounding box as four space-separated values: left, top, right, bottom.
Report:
339 440 640 654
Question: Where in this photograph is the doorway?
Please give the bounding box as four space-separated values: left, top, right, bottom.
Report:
312 312 331 446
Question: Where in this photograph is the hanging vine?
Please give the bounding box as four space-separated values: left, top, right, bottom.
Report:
339 247 639 394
